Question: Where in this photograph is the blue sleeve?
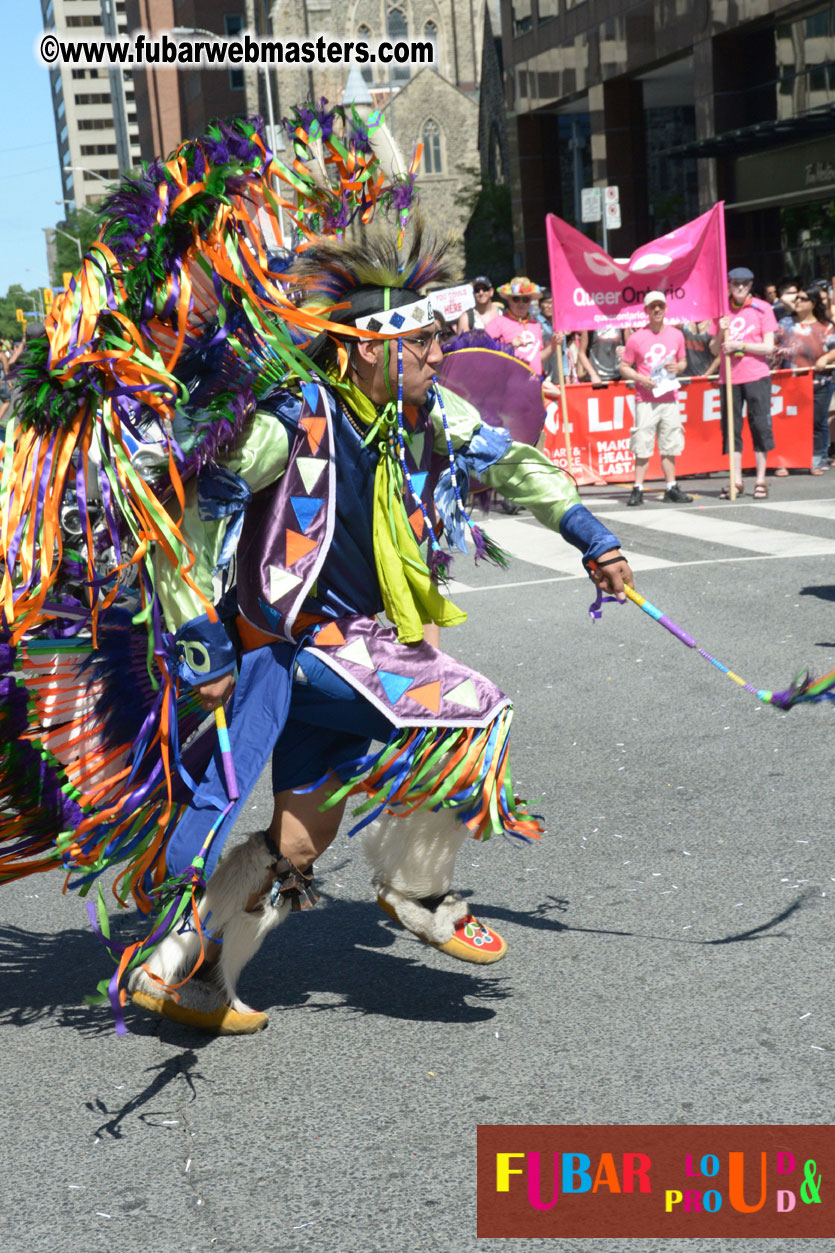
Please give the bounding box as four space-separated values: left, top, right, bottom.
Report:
559 502 622 566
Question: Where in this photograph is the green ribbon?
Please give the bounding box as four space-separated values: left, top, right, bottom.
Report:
329 369 466 643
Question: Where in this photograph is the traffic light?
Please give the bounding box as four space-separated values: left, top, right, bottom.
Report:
15 309 25 324
43 288 54 309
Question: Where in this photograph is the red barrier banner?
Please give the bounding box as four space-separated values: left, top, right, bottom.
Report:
542 371 814 484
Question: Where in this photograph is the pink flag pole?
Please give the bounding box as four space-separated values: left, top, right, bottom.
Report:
715 204 736 501
554 337 574 473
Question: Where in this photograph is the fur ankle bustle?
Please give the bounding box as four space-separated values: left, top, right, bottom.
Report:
362 806 469 899
135 831 290 1013
378 884 468 945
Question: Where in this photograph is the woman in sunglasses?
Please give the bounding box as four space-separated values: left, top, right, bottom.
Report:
485 276 553 375
776 286 835 473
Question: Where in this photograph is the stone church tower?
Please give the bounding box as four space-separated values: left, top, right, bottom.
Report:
244 0 499 274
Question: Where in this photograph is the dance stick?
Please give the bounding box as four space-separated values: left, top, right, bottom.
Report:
214 705 240 800
589 564 835 709
621 583 769 700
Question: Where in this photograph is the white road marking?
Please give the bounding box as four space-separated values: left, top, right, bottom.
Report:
602 507 835 558
448 505 835 594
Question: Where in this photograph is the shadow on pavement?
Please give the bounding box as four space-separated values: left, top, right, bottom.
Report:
245 894 509 1025
799 583 835 603
472 890 815 948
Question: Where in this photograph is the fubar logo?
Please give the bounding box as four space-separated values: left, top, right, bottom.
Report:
477 1125 831 1239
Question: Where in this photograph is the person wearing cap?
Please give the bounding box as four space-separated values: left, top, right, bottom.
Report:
619 291 691 506
456 275 503 332
485 277 553 375
709 267 778 498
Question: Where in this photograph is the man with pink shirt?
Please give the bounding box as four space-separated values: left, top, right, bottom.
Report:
709 266 778 499
619 291 691 506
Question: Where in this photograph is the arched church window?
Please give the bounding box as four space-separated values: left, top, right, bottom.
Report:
387 7 410 82
422 119 442 174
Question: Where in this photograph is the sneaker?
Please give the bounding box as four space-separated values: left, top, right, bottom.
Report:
627 486 643 507
663 485 693 503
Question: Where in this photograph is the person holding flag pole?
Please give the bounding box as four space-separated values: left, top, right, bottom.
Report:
710 266 778 500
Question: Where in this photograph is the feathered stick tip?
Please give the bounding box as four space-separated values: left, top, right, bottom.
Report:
594 576 835 713
766 667 835 709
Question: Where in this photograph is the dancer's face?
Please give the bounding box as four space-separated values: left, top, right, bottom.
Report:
354 325 443 406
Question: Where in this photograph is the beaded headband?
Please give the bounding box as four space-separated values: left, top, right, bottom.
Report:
354 294 436 335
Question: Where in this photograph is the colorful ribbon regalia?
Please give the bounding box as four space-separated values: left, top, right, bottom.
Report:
0 106 623 1029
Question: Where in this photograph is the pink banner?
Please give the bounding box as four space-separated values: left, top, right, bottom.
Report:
547 204 728 331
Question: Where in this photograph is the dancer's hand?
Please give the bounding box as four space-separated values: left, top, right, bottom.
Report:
194 671 236 711
590 550 633 602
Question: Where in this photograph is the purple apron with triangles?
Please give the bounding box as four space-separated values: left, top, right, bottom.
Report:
235 380 509 729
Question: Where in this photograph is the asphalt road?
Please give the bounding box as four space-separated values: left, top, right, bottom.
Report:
1 470 833 1253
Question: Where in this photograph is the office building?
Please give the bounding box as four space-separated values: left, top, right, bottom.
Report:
501 0 835 282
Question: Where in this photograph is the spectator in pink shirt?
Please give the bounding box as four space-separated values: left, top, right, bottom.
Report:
485 277 553 375
709 266 778 499
619 291 691 506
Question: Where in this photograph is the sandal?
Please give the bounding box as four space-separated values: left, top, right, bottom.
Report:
753 483 768 499
719 482 744 499
774 467 789 476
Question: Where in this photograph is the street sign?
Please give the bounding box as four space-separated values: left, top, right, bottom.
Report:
605 200 622 230
604 185 620 204
580 187 602 223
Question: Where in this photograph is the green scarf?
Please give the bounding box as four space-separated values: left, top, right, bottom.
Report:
331 372 467 644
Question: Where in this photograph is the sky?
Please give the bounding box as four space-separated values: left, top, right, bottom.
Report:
0 7 65 295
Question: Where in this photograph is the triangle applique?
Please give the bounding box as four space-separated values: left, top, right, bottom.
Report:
296 456 326 494
285 529 318 567
291 496 324 534
337 637 376 670
418 538 429 563
410 471 428 501
314 621 346 647
402 404 420 430
300 382 322 412
300 415 326 454
406 680 441 714
258 599 284 632
377 670 413 706
407 431 425 466
408 507 424 541
444 678 480 711
268 566 301 603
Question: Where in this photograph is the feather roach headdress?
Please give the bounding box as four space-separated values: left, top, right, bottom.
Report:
0 106 423 647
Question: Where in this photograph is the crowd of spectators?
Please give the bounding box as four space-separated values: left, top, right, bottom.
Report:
446 265 835 491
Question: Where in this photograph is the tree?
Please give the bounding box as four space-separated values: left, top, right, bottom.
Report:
0 285 44 344
463 179 514 284
51 207 99 286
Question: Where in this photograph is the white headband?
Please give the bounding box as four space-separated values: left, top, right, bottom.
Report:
354 294 435 336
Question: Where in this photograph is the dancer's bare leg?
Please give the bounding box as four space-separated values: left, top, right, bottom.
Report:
267 777 347 873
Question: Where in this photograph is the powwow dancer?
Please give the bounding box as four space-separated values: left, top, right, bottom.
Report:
0 108 631 1035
